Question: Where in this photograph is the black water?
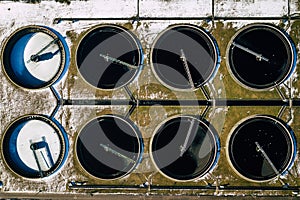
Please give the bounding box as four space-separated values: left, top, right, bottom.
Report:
151 25 217 90
229 25 293 89
228 116 294 181
76 115 141 179
151 116 218 180
76 26 142 89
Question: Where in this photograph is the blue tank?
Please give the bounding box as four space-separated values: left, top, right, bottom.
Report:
2 115 69 179
2 25 70 89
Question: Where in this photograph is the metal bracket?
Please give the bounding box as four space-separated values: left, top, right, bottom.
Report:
124 85 138 118
132 0 140 24
275 84 288 102
50 86 62 119
200 85 211 101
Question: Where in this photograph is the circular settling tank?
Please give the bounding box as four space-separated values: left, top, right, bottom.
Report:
76 115 144 180
227 23 297 90
150 24 220 91
227 115 297 182
1 25 70 89
76 25 143 90
150 116 220 181
2 115 69 179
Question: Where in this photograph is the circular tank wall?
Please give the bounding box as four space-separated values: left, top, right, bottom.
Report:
1 25 70 89
150 115 220 181
226 115 297 182
76 24 144 90
76 115 144 180
226 23 297 90
150 24 220 91
2 115 69 179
